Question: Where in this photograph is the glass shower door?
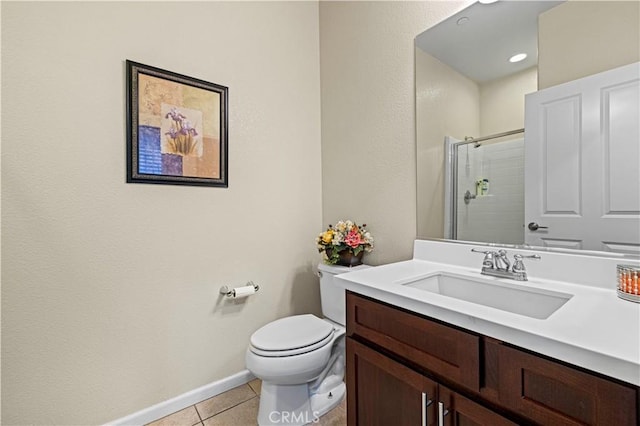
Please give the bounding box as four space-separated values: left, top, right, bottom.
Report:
449 137 525 245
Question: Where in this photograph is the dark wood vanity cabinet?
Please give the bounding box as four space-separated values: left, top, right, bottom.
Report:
346 292 639 426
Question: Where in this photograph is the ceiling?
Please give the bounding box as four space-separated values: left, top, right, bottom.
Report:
415 0 564 84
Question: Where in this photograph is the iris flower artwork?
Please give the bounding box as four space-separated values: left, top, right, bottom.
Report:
127 60 228 187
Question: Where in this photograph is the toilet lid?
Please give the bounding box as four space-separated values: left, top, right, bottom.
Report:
250 314 334 352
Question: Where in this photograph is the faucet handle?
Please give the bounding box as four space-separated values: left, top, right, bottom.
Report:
471 248 494 255
471 248 497 269
512 253 541 272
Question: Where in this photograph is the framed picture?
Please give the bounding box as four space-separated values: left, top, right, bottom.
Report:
126 60 228 187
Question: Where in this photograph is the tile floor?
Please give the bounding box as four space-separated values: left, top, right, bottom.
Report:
145 379 346 426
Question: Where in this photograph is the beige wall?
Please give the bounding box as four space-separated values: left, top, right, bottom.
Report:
415 48 479 239
539 1 640 89
1 2 321 424
319 0 471 264
479 66 537 136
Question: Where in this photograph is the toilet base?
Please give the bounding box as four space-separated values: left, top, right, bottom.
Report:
257 380 345 426
310 381 346 418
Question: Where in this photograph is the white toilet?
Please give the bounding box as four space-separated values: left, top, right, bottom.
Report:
245 263 370 426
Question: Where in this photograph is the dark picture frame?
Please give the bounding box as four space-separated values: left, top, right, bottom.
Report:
126 60 228 187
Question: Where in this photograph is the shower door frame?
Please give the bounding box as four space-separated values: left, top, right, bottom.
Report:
443 136 460 240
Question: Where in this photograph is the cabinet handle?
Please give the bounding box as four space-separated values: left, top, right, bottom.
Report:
438 401 449 426
421 392 433 426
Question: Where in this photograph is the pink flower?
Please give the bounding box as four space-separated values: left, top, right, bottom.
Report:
344 229 363 248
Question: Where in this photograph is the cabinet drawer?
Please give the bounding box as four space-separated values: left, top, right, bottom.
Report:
498 344 638 426
347 292 480 391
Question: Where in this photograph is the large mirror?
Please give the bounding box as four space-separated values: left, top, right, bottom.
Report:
416 0 640 257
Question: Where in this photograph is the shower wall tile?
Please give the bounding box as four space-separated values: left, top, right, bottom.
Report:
456 139 525 245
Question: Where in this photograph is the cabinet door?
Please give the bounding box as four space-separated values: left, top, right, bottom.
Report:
347 337 438 426
498 344 638 426
438 385 517 426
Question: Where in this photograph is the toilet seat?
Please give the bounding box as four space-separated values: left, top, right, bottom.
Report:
249 314 335 357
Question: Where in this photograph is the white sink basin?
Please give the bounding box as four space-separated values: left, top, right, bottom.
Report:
400 272 573 319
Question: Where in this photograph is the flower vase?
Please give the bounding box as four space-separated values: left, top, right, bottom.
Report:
336 250 364 267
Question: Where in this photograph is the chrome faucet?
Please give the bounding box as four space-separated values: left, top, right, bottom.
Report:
471 248 540 281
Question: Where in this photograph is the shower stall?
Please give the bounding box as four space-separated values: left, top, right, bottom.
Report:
444 129 525 245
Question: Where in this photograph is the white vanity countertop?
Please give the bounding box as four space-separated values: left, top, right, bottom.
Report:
336 240 640 387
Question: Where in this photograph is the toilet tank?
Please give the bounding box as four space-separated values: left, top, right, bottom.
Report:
318 263 371 326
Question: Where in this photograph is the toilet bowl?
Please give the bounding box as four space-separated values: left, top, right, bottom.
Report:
245 263 370 426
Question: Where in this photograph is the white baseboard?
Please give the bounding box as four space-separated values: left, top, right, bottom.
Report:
106 370 255 426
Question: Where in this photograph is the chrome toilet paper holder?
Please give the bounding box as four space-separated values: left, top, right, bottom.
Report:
220 281 260 298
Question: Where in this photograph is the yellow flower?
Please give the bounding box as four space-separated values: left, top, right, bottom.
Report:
322 230 334 244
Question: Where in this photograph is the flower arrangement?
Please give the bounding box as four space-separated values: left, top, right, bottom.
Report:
316 220 374 265
164 107 200 156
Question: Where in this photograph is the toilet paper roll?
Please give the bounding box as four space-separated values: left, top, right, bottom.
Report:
232 285 256 299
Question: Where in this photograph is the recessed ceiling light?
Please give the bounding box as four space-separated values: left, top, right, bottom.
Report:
509 53 527 63
478 0 499 4
456 17 470 26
